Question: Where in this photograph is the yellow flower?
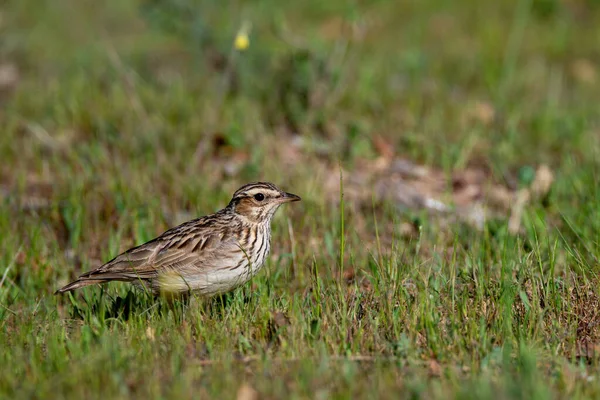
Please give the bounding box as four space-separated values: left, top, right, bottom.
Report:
234 32 250 51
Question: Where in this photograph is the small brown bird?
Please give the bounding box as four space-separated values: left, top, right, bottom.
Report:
55 182 300 296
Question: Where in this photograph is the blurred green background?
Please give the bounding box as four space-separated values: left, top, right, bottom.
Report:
1 0 600 398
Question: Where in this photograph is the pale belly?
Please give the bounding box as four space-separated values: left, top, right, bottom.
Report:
154 265 259 295
144 242 271 295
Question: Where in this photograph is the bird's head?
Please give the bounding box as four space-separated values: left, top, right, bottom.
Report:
229 182 301 223
229 182 300 223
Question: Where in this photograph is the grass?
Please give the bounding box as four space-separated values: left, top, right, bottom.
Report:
1 0 600 398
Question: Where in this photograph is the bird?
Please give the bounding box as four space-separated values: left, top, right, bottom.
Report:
55 182 300 296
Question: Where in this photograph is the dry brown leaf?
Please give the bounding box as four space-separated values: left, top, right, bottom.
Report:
453 184 481 207
399 222 417 239
0 63 19 90
15 251 26 265
508 189 530 234
473 101 496 125
428 359 442 377
145 326 155 341
530 164 553 199
487 185 514 210
236 383 259 400
271 311 290 328
343 268 356 284
462 101 496 126
319 16 350 40
372 135 395 159
572 59 597 85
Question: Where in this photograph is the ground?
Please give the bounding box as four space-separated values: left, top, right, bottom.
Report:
1 0 600 398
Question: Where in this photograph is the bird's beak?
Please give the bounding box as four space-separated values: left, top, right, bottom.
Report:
279 192 301 203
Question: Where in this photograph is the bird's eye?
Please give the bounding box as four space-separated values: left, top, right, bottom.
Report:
253 193 265 201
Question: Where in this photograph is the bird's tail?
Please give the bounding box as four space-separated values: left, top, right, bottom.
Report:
54 278 108 294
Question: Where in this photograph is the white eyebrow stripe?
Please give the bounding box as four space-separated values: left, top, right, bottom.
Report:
245 188 280 197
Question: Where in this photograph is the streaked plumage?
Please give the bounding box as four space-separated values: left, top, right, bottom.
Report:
55 182 300 296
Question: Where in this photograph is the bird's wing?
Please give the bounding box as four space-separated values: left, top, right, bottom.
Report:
79 222 243 282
